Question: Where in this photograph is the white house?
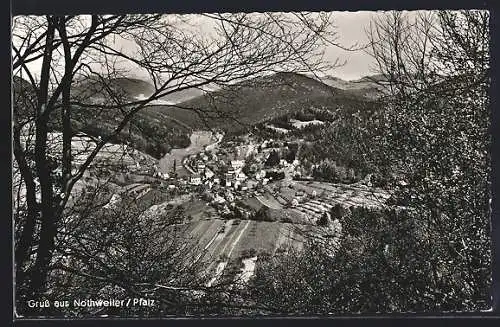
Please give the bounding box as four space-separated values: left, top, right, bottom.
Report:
190 174 202 186
205 168 215 179
295 190 305 198
156 172 169 180
197 163 206 173
279 159 289 167
231 160 245 171
236 172 247 182
255 170 266 180
246 180 258 189
222 205 231 215
214 194 226 204
225 172 235 185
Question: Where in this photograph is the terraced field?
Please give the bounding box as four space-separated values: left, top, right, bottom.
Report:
252 180 393 225
294 181 391 208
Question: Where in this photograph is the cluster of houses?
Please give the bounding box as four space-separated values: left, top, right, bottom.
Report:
183 147 275 191
224 160 245 187
147 135 315 215
186 155 220 187
188 136 309 189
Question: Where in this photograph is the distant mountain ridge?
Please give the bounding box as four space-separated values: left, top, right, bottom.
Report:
305 73 387 99
12 75 193 159
148 71 377 133
72 76 218 105
13 71 381 158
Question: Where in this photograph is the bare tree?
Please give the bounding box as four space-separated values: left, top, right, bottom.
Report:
248 10 492 314
366 10 491 310
12 12 343 309
44 182 211 316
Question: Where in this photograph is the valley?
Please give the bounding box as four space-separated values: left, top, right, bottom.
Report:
12 10 490 316
83 114 392 286
14 71 392 289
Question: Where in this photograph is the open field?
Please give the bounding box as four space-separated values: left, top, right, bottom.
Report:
241 192 284 211
184 199 217 221
235 221 304 255
271 208 309 224
255 192 283 209
241 197 264 211
290 119 325 129
177 218 308 283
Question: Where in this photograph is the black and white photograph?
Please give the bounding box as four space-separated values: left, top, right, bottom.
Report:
11 8 493 318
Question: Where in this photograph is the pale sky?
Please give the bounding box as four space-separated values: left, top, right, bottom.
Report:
112 11 381 81
14 11 387 82
325 11 379 80
181 11 382 81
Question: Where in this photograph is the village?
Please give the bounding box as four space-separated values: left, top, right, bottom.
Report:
150 133 300 217
127 127 391 226
12 9 489 316
56 124 392 287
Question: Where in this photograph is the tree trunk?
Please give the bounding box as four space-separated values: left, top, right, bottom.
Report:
29 17 57 298
58 17 73 199
13 125 39 289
